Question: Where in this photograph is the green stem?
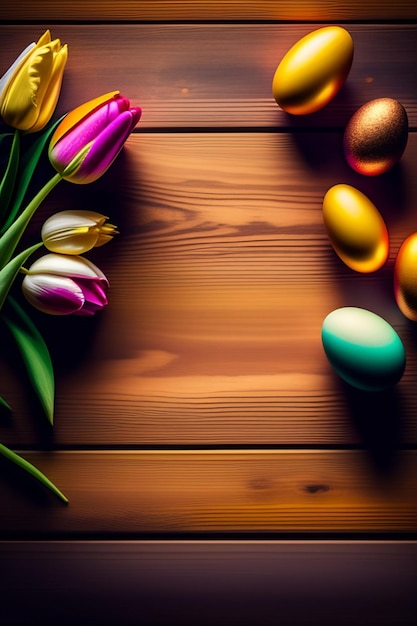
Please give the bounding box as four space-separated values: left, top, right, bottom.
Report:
0 129 20 226
0 396 12 412
0 442 68 503
0 172 62 270
0 242 43 311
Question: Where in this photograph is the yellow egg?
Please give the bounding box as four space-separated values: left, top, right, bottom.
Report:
344 98 408 175
394 233 417 321
272 26 354 115
322 184 389 273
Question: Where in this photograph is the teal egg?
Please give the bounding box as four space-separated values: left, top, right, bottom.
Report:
321 307 405 391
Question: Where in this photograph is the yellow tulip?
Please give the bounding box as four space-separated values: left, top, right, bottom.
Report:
41 210 118 254
0 30 68 132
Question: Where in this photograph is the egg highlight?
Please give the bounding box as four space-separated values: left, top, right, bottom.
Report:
272 26 354 115
322 184 389 273
344 98 408 175
322 307 406 392
394 233 417 321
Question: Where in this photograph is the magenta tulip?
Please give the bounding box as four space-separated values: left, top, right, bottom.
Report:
48 91 141 184
22 253 109 316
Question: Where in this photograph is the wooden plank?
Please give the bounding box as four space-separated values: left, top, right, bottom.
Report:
0 451 417 534
1 0 417 22
1 540 416 625
1 133 417 447
1 25 416 129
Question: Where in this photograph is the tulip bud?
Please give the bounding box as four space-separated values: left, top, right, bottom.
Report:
48 91 141 184
41 210 118 255
0 30 68 133
22 253 109 316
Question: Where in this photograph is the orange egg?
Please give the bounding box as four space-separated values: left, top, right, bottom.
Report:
394 233 417 321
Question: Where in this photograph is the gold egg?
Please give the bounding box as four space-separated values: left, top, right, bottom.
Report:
394 233 417 321
323 184 389 273
272 26 354 115
344 98 408 175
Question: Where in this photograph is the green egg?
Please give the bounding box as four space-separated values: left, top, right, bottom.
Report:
321 307 405 392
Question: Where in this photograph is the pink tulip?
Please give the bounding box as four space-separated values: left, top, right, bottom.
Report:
22 253 109 316
48 91 141 184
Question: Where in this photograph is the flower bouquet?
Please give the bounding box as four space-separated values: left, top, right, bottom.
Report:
0 30 141 501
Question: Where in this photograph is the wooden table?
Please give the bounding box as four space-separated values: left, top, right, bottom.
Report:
1 2 417 624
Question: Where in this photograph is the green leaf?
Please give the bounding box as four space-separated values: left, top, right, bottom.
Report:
0 173 61 270
0 442 68 503
0 242 42 310
0 116 65 235
0 129 20 227
0 396 11 412
3 296 54 424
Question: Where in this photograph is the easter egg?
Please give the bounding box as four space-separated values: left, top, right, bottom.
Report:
343 98 408 175
394 233 417 321
322 307 405 391
322 184 389 273
272 26 354 115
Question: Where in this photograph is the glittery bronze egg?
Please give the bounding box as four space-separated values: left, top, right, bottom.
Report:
343 98 408 175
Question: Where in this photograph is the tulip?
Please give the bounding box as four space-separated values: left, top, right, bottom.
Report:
41 210 118 255
48 91 141 184
22 253 109 316
0 30 68 133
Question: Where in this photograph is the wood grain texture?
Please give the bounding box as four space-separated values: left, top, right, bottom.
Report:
0 451 416 534
2 133 417 447
1 25 416 129
1 541 416 626
1 0 417 22
0 6 416 625
0 8 416 622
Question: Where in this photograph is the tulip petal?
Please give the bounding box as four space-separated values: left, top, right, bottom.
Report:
1 45 55 131
75 277 108 307
42 210 107 233
71 108 141 183
29 44 68 133
22 273 85 315
43 228 100 255
26 253 108 282
75 301 105 316
0 43 36 99
50 95 130 168
49 90 120 149
95 233 115 247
